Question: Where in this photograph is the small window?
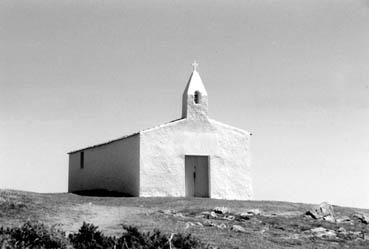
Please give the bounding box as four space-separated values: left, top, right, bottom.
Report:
194 91 201 104
80 151 84 169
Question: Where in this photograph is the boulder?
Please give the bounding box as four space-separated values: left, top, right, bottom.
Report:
184 222 195 229
248 209 261 215
203 220 216 227
174 212 185 218
336 216 352 223
353 213 369 224
199 211 211 218
311 227 337 238
306 202 335 222
224 215 235 221
161 209 175 215
217 223 227 229
239 209 261 218
0 197 6 204
350 231 365 240
364 233 369 241
210 211 218 219
231 225 247 233
337 227 348 235
323 215 336 223
213 207 229 214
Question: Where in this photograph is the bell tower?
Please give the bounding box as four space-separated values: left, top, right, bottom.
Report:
182 61 209 120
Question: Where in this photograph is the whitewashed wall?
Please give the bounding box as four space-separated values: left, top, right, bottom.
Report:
68 134 140 196
139 118 253 200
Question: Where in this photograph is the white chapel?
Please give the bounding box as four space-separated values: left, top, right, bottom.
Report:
68 63 253 200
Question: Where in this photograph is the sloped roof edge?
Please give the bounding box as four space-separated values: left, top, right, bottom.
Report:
208 118 252 136
67 118 184 154
67 132 139 154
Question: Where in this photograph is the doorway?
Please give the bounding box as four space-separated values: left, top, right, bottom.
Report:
185 155 209 197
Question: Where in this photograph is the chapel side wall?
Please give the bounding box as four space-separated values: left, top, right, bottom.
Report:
139 119 253 200
68 134 140 196
209 121 253 200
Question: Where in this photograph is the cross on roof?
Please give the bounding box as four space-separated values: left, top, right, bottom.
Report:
192 61 199 71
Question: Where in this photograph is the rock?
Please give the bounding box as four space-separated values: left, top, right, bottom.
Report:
217 223 227 229
319 202 334 215
210 211 218 219
224 215 235 221
161 209 175 215
336 216 352 223
306 209 321 219
311 227 326 233
203 220 216 227
259 226 270 234
213 207 229 214
184 222 195 229
364 233 369 241
240 209 261 218
350 231 364 240
239 213 251 219
337 227 347 234
323 215 336 223
353 213 369 224
231 225 247 233
199 211 211 218
311 227 337 238
249 209 261 215
174 212 184 218
306 202 335 222
195 222 203 227
282 233 299 240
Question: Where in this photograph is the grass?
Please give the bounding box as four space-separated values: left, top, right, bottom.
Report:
1 189 369 248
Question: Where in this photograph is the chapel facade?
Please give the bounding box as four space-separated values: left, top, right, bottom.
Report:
68 63 253 200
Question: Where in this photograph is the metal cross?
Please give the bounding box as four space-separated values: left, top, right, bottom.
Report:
192 61 199 71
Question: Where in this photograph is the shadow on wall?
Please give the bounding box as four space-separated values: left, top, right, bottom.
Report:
72 189 134 197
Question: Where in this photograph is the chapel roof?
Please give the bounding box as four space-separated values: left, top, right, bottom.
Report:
67 118 183 154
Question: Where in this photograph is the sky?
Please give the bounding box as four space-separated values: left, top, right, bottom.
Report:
0 0 368 208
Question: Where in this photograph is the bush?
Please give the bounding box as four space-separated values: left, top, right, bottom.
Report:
172 233 209 249
0 221 210 249
69 222 116 249
0 232 13 249
118 225 168 249
0 221 69 249
118 225 210 249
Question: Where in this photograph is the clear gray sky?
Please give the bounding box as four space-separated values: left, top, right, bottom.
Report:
1 0 368 208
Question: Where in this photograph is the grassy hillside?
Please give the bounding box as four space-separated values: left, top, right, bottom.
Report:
1 189 369 248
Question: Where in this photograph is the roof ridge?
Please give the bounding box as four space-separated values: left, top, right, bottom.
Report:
67 118 184 154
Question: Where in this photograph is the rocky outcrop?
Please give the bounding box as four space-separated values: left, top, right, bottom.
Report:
157 205 369 246
239 208 261 218
353 213 369 224
213 207 229 215
310 227 337 238
305 202 335 222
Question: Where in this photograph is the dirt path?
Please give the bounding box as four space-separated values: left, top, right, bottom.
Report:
49 202 157 235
